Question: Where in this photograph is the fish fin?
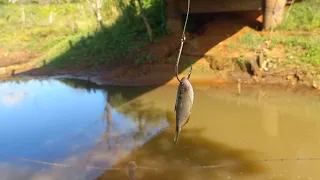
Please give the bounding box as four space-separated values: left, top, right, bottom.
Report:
174 86 180 112
174 126 181 144
174 100 177 112
181 115 191 128
188 94 194 113
174 100 178 112
174 116 190 144
174 130 180 144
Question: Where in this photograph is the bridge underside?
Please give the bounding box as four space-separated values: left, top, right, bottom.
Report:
166 0 288 34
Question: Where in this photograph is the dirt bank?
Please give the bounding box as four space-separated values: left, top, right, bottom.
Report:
2 11 320 91
14 56 320 91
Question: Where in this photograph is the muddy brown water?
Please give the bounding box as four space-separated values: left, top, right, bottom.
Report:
1 77 320 180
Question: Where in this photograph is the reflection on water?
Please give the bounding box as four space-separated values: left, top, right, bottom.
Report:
1 78 320 180
0 78 168 180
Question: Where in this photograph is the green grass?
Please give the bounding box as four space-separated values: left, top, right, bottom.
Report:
1 0 167 68
272 33 320 66
237 31 265 51
226 0 320 70
0 3 95 52
3 0 319 70
230 31 320 67
277 0 320 31
227 40 236 50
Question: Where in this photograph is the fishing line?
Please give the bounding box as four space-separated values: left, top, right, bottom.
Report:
175 0 191 83
0 128 170 171
2 152 320 171
0 153 122 171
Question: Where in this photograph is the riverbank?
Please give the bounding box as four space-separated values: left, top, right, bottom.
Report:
9 27 320 90
1 0 320 90
2 30 320 90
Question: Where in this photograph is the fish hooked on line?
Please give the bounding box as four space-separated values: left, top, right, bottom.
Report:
173 0 193 144
174 66 194 144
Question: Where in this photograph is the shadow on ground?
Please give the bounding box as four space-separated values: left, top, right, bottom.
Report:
16 7 263 104
16 0 263 73
180 10 262 57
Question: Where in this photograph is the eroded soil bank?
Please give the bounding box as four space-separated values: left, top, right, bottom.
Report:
2 11 320 91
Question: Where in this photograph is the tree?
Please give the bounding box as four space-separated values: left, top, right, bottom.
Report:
86 0 104 29
135 0 153 43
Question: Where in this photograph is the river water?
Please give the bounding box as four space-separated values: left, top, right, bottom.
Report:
1 77 320 180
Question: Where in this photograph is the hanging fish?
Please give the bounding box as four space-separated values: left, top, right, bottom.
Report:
173 0 192 144
174 66 194 144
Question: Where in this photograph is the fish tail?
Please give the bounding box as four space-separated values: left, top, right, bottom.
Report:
174 126 181 144
174 131 180 144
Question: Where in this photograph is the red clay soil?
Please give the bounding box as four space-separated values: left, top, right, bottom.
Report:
93 63 233 86
3 11 320 90
1 11 261 84
88 11 264 86
0 48 39 68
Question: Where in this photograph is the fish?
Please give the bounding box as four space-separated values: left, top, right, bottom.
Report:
174 66 194 144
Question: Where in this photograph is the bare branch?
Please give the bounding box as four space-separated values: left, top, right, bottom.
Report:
136 0 153 43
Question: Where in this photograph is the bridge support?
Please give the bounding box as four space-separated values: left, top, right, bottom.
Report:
165 0 287 34
166 0 182 35
262 0 287 29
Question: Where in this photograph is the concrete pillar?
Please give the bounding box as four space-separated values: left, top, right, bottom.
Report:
262 0 287 29
166 0 182 35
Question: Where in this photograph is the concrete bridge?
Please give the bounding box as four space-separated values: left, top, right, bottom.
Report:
166 0 291 34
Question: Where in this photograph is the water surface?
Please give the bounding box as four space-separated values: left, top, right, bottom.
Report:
1 78 320 180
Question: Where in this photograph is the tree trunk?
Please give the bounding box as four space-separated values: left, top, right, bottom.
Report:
136 0 153 43
48 11 56 25
96 0 104 29
86 0 104 30
262 0 287 29
96 0 103 29
21 6 25 26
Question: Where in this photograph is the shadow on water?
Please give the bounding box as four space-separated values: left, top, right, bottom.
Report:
0 77 267 179
96 128 266 180
58 78 157 108
4 76 320 179
54 78 267 179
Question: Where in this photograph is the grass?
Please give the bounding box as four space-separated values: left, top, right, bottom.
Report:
230 30 320 67
272 33 320 66
0 3 95 50
226 0 320 69
277 0 320 31
0 0 167 68
238 31 264 51
2 0 320 72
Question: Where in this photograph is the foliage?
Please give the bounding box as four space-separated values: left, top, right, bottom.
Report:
272 33 320 66
1 0 167 68
237 31 264 51
277 0 320 30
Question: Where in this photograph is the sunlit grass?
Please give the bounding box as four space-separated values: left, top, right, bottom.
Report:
0 0 167 68
277 0 320 31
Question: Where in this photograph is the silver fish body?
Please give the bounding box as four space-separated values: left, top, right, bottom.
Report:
174 77 194 144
